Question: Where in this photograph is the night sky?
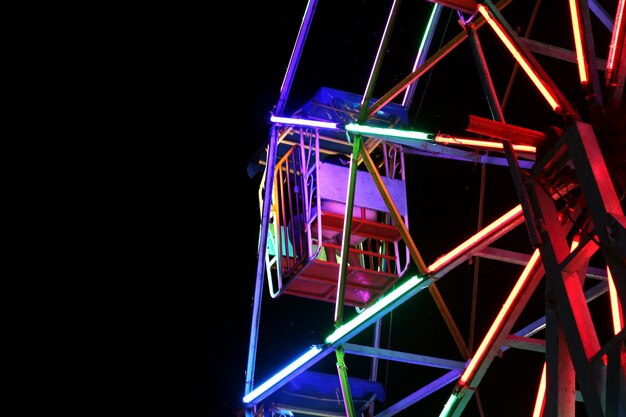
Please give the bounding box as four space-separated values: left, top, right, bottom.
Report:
149 1 622 417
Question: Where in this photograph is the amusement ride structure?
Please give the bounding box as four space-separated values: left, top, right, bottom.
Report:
243 1 624 416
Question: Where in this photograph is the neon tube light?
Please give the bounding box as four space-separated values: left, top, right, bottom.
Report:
569 0 588 84
532 362 547 417
477 5 561 112
345 123 433 141
607 267 624 334
460 249 541 383
435 135 536 153
242 345 323 403
427 205 523 273
606 0 625 82
438 394 459 417
270 115 339 130
326 275 424 344
402 3 441 106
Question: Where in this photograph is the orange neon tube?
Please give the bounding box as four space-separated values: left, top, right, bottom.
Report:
532 363 547 417
477 5 561 112
568 0 588 84
427 205 523 273
435 135 536 153
607 267 624 334
460 249 541 384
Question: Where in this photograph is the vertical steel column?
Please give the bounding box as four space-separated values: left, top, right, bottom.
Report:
526 177 605 417
245 127 279 417
246 3 318 415
335 134 362 328
566 122 626 306
336 348 356 417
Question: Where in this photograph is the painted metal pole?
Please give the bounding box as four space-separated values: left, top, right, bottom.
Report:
465 22 505 122
335 0 402 325
402 2 443 108
335 4 402 417
244 127 279 417
245 3 318 414
336 347 357 417
275 0 319 116
334 133 362 327
501 0 542 111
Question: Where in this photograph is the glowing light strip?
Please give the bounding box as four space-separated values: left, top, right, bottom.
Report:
569 0 588 84
402 3 441 106
532 363 547 417
242 345 323 404
427 205 523 273
477 5 561 111
435 135 536 153
345 123 432 141
270 115 339 130
326 275 424 344
438 394 459 417
607 267 624 334
460 249 541 383
606 0 625 79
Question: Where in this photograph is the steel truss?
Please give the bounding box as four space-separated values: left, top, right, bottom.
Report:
244 1 625 416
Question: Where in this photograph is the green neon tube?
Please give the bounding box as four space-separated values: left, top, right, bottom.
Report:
344 123 433 141
326 275 424 344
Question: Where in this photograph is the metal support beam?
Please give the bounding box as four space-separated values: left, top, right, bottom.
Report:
566 122 626 308
527 177 605 417
244 127 279 417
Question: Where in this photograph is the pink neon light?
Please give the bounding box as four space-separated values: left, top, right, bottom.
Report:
607 267 624 335
569 0 588 84
460 249 541 383
435 135 536 153
532 362 547 417
477 5 561 111
427 205 523 273
607 0 625 80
